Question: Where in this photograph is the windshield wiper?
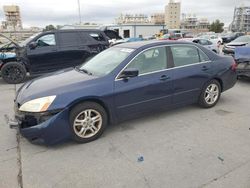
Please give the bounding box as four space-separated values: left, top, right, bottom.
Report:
75 67 92 75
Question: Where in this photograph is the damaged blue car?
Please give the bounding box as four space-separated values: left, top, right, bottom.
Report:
7 41 237 145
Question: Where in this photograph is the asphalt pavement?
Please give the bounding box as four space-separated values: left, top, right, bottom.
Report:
0 78 250 188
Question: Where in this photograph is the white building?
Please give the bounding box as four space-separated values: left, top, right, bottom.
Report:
107 24 166 38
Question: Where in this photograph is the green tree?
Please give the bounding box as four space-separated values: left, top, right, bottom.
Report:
43 25 56 31
209 20 224 33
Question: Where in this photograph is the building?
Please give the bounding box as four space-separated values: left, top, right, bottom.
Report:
165 0 181 29
115 14 149 24
181 14 210 33
151 13 165 25
107 24 165 38
230 6 250 32
2 5 22 31
181 14 198 30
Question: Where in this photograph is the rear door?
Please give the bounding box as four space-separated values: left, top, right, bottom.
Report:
169 45 213 105
114 46 173 120
56 31 85 69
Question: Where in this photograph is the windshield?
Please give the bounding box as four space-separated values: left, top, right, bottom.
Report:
233 36 250 43
19 32 41 46
78 47 134 76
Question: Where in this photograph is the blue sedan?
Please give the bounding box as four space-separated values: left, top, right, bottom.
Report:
8 41 237 145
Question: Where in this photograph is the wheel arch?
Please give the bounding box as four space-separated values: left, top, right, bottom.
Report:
68 97 113 125
213 77 223 91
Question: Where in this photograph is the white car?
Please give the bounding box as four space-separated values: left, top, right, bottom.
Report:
179 38 220 53
200 35 223 46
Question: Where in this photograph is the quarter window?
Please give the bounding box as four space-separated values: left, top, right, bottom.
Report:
126 47 167 75
36 34 56 47
199 49 210 62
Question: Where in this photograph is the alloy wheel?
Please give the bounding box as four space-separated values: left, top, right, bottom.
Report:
73 109 102 138
204 84 219 105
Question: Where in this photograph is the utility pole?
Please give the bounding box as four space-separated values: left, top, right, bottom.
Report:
77 0 82 24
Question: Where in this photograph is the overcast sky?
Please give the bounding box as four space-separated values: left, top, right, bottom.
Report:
0 0 250 28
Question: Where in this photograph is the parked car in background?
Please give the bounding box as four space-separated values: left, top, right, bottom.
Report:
221 32 245 44
0 34 17 64
0 29 110 84
7 41 237 145
222 35 250 56
234 45 250 78
200 34 223 46
160 34 180 40
178 38 219 53
111 37 144 46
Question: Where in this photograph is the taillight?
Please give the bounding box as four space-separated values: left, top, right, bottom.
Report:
231 60 237 71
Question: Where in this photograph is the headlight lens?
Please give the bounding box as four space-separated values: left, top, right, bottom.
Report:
19 96 56 112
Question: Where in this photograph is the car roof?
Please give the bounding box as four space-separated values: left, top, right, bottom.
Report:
115 40 198 49
42 29 104 34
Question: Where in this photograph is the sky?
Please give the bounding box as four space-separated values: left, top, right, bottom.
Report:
0 0 250 28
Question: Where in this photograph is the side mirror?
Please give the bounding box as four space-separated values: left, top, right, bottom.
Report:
29 41 37 49
119 68 139 79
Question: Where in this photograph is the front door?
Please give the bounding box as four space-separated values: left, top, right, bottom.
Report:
114 46 173 120
27 33 59 74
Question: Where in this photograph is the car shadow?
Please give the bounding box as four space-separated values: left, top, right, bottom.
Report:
48 104 207 149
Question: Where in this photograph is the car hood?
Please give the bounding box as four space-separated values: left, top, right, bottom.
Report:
16 68 98 105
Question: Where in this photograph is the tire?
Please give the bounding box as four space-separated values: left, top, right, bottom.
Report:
1 62 26 84
69 102 107 143
198 79 221 108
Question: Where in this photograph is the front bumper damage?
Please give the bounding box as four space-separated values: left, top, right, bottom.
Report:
6 108 72 145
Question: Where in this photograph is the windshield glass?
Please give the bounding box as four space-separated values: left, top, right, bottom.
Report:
78 47 134 76
19 32 41 46
233 36 250 43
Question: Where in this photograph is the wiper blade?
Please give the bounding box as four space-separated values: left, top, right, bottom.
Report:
75 67 92 75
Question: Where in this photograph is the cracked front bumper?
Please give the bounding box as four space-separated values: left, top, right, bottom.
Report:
7 108 72 145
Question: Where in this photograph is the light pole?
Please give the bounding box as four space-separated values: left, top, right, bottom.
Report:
77 0 82 24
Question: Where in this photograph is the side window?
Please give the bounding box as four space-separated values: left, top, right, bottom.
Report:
126 47 167 75
89 33 106 41
58 32 79 47
207 40 213 45
199 49 210 62
199 39 209 45
36 34 56 47
171 45 200 67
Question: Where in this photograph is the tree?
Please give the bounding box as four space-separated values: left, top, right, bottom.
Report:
209 20 224 33
43 25 56 31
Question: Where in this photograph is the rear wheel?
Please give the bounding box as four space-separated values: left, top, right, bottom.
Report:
69 102 107 143
199 80 221 108
1 62 26 84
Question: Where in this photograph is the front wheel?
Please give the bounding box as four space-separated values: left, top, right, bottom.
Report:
198 80 221 108
69 102 107 143
1 62 26 84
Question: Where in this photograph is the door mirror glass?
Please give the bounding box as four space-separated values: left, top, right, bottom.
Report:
119 68 139 79
29 41 37 49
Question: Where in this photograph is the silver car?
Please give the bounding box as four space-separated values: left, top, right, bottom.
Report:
179 38 220 54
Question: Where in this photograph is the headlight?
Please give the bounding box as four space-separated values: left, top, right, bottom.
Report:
19 96 56 112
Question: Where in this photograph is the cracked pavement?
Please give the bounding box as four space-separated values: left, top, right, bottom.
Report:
0 78 250 188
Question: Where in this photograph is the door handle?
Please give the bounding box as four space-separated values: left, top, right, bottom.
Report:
202 66 209 71
160 75 170 81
